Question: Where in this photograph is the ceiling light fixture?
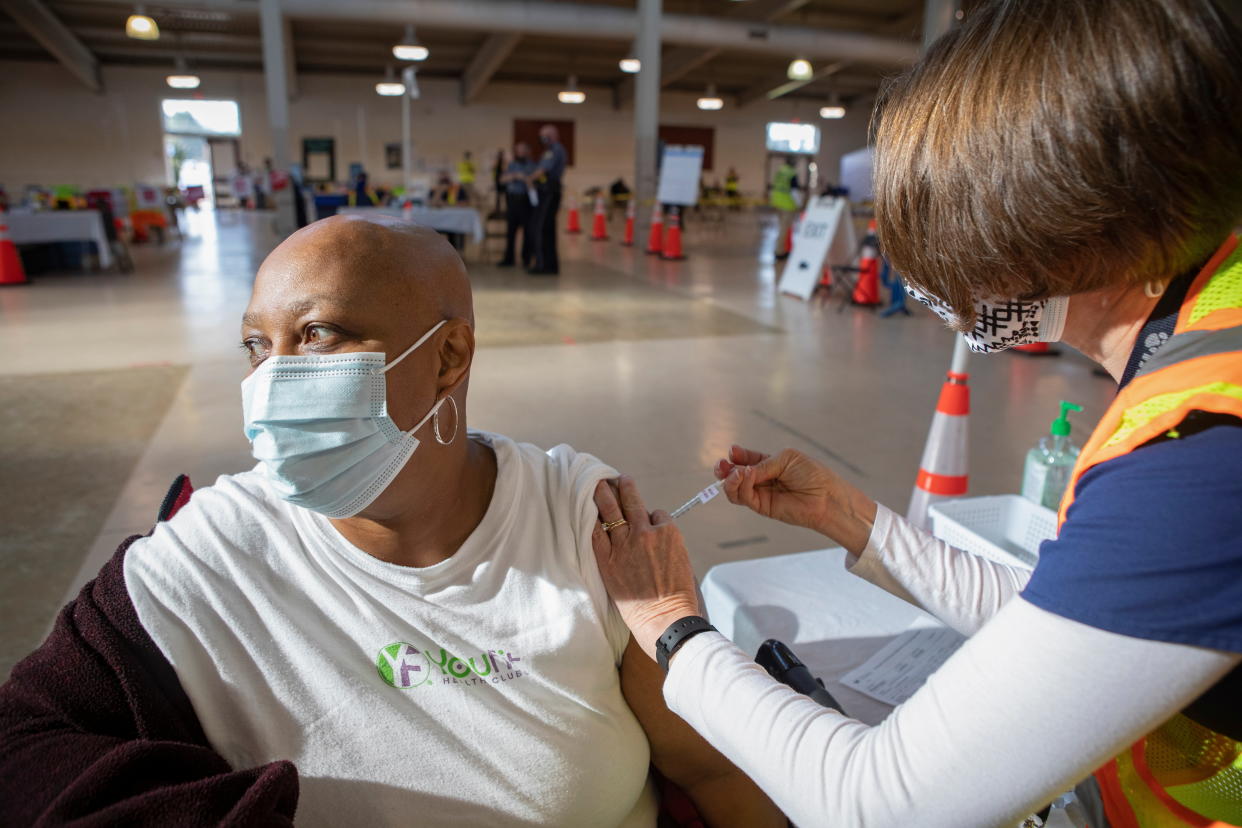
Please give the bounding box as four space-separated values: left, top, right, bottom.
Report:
557 74 585 104
126 6 159 40
619 57 641 73
392 24 429 61
786 58 812 81
375 66 405 96
819 92 845 119
696 83 723 110
166 53 200 89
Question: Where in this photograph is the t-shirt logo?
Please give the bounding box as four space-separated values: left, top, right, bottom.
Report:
376 642 432 689
377 641 526 689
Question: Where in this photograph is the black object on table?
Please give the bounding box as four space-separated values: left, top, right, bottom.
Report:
755 639 845 714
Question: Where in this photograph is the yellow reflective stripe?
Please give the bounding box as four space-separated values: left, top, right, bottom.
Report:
1147 715 1242 823
1105 382 1242 448
1113 749 1193 828
1189 246 1242 326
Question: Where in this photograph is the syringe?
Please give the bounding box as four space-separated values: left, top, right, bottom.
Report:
670 479 728 519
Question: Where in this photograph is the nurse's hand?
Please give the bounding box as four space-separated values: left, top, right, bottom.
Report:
716 445 877 556
592 476 702 660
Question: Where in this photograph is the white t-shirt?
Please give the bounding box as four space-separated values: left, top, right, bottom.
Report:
124 431 657 827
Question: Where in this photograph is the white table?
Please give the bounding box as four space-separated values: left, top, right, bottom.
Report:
336 206 484 243
702 548 1086 827
7 210 113 269
702 547 946 726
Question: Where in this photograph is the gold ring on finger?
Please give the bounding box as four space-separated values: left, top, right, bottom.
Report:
602 518 628 532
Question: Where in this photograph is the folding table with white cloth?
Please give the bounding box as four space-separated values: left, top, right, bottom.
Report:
335 206 484 244
7 210 113 270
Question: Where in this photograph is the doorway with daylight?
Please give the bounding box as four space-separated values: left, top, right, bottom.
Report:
161 98 243 208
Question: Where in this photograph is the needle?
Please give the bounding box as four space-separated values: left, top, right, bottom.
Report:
670 480 727 519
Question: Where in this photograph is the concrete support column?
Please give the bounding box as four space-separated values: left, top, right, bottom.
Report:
259 0 291 170
260 0 296 234
402 66 415 197
633 0 661 237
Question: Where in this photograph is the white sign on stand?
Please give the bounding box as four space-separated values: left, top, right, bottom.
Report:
779 196 857 301
656 145 704 206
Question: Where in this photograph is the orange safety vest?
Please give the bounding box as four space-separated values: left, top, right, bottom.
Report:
1056 235 1242 827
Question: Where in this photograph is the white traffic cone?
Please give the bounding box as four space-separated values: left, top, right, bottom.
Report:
907 336 970 530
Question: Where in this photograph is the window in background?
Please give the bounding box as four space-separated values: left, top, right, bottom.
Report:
160 99 242 136
765 122 821 155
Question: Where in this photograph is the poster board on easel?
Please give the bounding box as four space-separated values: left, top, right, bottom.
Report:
779 196 857 301
656 145 704 206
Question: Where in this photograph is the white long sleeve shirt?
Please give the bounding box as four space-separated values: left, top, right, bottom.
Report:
664 505 1240 828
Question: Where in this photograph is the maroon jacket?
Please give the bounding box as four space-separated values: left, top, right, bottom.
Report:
0 476 298 826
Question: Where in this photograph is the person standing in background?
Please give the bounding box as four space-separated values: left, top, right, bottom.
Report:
497 141 536 268
491 148 506 215
457 151 477 207
725 167 740 210
769 156 801 259
526 124 567 276
232 161 254 209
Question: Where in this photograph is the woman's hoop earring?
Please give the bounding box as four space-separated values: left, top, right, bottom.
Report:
1144 279 1168 299
433 395 459 446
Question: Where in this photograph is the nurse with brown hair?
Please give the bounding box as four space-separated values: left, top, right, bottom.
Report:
591 1 1242 825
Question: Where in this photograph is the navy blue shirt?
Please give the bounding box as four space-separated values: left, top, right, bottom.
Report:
1022 274 1242 657
536 140 567 186
504 159 535 195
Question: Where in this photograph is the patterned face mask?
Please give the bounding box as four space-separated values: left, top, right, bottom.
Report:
905 284 1069 354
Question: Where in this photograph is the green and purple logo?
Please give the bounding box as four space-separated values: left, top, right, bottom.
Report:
377 642 525 690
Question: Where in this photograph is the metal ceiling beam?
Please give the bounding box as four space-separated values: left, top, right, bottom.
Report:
460 31 520 103
68 0 920 65
0 0 101 91
735 62 850 107
614 0 810 104
615 45 718 106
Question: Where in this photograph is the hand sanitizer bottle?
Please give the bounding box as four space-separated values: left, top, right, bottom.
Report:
1022 401 1084 510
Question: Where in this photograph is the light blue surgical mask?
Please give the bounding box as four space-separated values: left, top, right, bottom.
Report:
240 320 451 518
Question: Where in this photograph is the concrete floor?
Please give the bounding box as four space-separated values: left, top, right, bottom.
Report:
0 207 1118 657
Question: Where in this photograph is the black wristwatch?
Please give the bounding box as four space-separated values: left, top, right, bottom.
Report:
655 616 716 673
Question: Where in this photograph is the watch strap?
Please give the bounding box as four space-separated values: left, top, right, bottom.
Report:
655 615 716 672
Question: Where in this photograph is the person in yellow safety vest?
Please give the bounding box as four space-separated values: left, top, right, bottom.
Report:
769 156 800 259
581 2 1242 827
456 151 477 207
724 167 740 211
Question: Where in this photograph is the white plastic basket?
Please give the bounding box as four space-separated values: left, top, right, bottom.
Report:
928 495 1057 569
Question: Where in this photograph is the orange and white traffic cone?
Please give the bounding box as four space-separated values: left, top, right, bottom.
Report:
0 209 29 286
661 207 685 261
907 338 970 530
819 265 833 290
851 220 882 306
589 194 609 241
566 197 582 234
645 204 664 255
621 199 635 247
